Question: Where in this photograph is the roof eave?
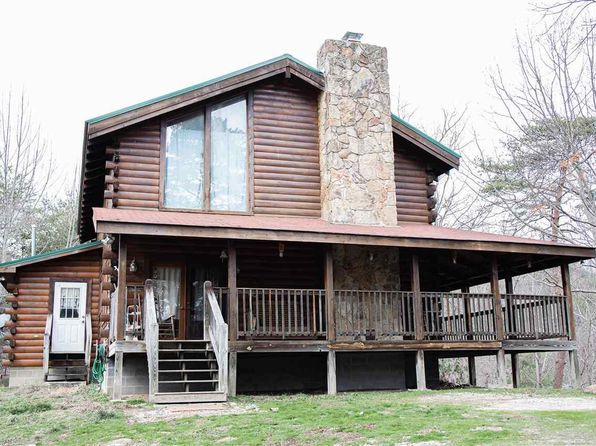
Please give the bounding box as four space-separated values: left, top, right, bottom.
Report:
86 55 324 140
0 240 103 273
392 114 460 171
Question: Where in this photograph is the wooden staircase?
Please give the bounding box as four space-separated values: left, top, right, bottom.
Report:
143 279 228 404
46 353 87 383
153 340 225 403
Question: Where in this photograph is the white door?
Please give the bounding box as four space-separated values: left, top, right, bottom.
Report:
51 282 87 353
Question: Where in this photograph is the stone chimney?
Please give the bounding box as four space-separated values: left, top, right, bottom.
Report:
317 34 398 226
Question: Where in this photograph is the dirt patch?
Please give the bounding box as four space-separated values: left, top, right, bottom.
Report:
125 402 258 423
418 391 596 411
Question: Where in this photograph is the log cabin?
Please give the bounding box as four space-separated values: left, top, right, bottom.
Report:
1 34 594 401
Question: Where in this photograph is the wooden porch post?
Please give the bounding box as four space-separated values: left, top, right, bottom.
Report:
116 236 127 341
496 349 507 387
327 350 337 395
561 263 580 388
511 353 520 388
227 242 238 341
411 253 424 341
415 350 426 390
491 256 504 341
491 257 507 387
505 277 519 387
561 263 576 340
112 351 123 400
505 276 515 336
228 351 237 397
227 242 238 395
468 355 477 387
568 350 581 388
325 246 337 395
325 246 335 342
462 285 476 386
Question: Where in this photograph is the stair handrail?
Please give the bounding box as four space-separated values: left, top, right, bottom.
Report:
143 279 159 399
204 280 228 396
43 313 52 376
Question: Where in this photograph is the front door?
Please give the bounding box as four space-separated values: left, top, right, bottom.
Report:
51 282 87 353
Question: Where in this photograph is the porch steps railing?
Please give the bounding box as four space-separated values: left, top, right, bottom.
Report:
145 279 228 403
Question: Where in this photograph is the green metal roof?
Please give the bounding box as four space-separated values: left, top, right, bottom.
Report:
87 54 322 125
0 240 103 270
392 113 461 160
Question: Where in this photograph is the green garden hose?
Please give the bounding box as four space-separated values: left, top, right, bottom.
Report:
91 343 106 384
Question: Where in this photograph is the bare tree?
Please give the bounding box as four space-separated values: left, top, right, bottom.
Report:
474 16 596 387
0 90 52 262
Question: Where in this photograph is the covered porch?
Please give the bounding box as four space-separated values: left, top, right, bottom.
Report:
94 209 593 398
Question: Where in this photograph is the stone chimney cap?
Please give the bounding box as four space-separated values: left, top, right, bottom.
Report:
341 31 363 42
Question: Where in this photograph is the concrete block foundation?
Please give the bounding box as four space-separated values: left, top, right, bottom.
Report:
9 367 45 388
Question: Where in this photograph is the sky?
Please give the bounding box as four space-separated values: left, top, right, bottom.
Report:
0 0 544 191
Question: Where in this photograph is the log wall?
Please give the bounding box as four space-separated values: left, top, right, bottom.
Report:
252 82 321 217
394 136 438 224
107 121 161 210
102 78 322 218
5 250 102 367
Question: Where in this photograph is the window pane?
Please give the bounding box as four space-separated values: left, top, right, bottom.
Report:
152 267 182 322
210 97 247 211
164 113 205 209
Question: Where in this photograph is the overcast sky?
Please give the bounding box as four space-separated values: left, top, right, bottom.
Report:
0 0 543 190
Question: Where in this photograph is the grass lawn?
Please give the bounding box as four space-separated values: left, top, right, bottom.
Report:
0 386 594 445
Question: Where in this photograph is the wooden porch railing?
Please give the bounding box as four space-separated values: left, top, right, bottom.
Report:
421 292 497 341
335 290 415 340
204 281 228 395
237 288 326 339
502 294 569 339
120 284 569 344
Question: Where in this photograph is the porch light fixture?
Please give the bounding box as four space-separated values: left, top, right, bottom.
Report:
129 258 138 273
278 242 285 258
219 250 228 263
369 252 375 263
101 234 114 245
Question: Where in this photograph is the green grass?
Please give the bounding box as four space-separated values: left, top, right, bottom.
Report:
0 387 594 445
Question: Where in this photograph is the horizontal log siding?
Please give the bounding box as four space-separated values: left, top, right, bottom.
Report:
113 122 161 209
394 139 435 224
236 241 324 289
8 251 102 367
252 83 321 217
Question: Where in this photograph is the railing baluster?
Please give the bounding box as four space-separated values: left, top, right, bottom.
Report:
319 290 324 336
282 290 286 339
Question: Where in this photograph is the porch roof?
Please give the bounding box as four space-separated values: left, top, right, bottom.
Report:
0 240 103 273
92 208 595 260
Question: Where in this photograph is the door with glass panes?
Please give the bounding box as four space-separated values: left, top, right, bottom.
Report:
51 282 87 353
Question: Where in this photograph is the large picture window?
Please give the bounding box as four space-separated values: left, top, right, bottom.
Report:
162 96 248 212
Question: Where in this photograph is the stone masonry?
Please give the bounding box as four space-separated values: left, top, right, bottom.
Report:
318 38 398 226
333 245 400 290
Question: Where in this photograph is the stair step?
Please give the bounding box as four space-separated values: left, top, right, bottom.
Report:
48 361 85 366
159 339 208 343
48 373 86 377
153 390 226 404
159 369 215 373
158 358 214 362
159 348 211 352
158 379 218 384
